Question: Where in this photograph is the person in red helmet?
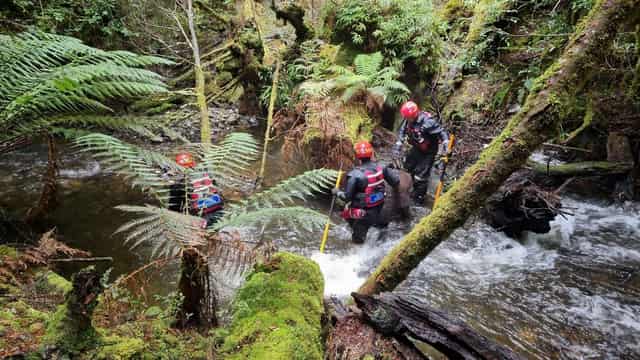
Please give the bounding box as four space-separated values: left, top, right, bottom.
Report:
169 152 224 227
333 140 400 243
393 101 449 204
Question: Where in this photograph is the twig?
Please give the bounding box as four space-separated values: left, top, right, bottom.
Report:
49 257 113 263
542 142 592 153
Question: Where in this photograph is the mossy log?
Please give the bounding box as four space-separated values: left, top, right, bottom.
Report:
43 266 104 354
527 160 634 177
220 252 324 359
359 0 640 295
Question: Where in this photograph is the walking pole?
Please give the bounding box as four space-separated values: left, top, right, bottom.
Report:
433 134 455 209
320 165 344 253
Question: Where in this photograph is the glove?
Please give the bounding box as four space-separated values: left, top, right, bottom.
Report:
438 140 449 156
331 187 340 196
392 141 403 159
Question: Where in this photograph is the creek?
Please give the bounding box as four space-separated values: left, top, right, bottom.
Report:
1 140 639 359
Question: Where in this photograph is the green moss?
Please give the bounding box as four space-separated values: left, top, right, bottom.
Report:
96 335 146 360
38 271 72 294
43 304 100 354
220 252 324 360
0 244 19 259
343 104 374 142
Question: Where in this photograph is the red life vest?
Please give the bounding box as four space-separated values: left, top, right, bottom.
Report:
363 166 385 208
189 173 224 214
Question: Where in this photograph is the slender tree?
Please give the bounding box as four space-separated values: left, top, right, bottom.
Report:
359 0 640 295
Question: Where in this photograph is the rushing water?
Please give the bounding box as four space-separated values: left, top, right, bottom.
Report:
1 142 639 358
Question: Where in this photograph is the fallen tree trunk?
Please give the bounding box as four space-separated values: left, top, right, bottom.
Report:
527 160 633 176
359 0 640 295
352 293 522 360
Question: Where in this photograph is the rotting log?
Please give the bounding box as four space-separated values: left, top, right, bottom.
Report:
359 0 640 295
527 160 633 177
353 293 523 360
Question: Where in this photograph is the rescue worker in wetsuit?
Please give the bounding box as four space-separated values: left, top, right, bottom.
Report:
333 141 400 244
392 101 449 204
168 152 224 227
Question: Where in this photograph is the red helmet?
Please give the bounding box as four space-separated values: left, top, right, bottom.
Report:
354 140 373 159
175 152 195 168
400 101 419 119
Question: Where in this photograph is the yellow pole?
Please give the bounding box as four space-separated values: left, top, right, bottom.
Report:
320 170 343 253
433 134 455 209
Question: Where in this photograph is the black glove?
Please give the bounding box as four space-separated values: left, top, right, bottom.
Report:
392 142 403 159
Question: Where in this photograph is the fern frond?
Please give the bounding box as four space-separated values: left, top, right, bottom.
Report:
197 132 259 188
232 169 337 211
0 31 173 143
212 207 329 234
115 205 207 259
75 133 175 203
354 52 384 77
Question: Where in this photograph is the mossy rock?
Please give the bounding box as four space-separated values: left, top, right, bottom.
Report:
220 252 324 360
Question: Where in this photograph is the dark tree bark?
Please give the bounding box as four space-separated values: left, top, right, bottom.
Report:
175 247 217 328
352 292 523 360
360 0 640 295
25 133 58 226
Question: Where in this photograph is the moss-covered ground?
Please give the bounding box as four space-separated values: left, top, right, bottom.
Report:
219 252 325 359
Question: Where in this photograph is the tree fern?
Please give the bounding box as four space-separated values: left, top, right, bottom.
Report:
231 168 338 211
196 132 260 188
74 133 173 203
0 31 173 144
114 205 207 259
211 207 328 234
300 52 409 109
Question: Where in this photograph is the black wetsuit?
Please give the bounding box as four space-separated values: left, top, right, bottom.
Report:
397 112 448 202
337 159 400 243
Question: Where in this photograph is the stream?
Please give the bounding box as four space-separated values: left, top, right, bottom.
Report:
1 141 639 359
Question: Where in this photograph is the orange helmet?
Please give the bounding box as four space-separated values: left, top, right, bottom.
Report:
175 152 195 168
400 101 419 119
354 140 373 159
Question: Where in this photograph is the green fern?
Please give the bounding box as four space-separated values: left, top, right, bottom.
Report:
0 31 173 145
211 207 328 234
196 132 260 188
114 205 208 259
74 133 173 203
299 52 409 109
232 169 338 211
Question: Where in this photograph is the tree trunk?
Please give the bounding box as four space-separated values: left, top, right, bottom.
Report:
258 58 281 186
175 247 217 328
44 266 104 354
25 133 58 226
527 160 633 177
184 0 211 145
359 0 640 295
